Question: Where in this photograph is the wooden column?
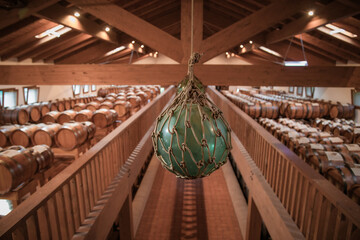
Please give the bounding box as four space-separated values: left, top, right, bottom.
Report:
246 192 262 240
118 193 134 240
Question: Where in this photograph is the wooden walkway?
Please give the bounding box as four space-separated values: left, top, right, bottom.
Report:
135 165 242 240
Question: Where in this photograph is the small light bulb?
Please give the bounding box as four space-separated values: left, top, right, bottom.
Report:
131 40 135 44
308 10 314 16
105 27 110 32
141 45 144 48
240 45 244 48
249 40 253 44
74 12 80 17
231 53 235 57
149 53 153 56
225 52 229 55
155 52 158 54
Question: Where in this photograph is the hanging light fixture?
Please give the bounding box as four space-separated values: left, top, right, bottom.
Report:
152 0 232 179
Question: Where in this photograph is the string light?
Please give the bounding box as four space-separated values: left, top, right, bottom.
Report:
240 45 244 48
105 27 110 32
74 12 80 17
308 10 314 16
249 40 253 44
131 40 135 44
140 45 144 48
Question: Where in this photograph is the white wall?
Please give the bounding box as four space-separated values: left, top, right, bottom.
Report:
134 54 179 64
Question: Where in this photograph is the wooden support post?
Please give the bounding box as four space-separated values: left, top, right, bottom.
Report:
118 193 134 240
246 192 262 240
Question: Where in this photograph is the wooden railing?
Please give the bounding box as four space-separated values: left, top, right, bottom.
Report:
207 86 360 240
0 86 175 239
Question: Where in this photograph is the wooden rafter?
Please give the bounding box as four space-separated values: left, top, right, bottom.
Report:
316 26 360 49
0 0 59 29
0 65 358 87
181 0 202 63
0 21 58 56
44 38 98 63
89 48 132 64
32 34 93 62
68 0 183 62
295 33 360 62
55 41 116 64
266 1 360 44
34 3 122 45
200 0 315 63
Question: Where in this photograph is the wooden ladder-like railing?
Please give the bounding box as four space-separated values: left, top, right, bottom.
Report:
0 86 175 240
208 86 360 240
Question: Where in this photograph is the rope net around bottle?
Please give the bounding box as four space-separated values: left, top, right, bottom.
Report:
152 53 232 179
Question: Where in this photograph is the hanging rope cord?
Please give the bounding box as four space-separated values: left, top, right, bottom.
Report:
283 35 308 65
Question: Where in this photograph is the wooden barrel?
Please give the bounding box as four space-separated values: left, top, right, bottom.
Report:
86 102 101 112
348 166 360 204
127 96 141 114
285 103 307 119
113 101 131 118
74 109 94 122
318 101 331 117
30 145 54 171
49 101 58 111
97 88 108 98
279 100 290 116
32 102 50 117
280 131 305 147
0 148 38 194
1 107 29 125
32 123 62 147
58 110 77 124
308 150 354 173
22 105 41 123
0 125 20 148
10 124 45 147
288 137 317 152
81 121 96 140
42 111 61 123
329 104 355 119
332 144 360 154
70 99 76 108
304 102 321 119
116 96 126 102
297 143 333 161
56 100 65 112
319 137 344 145
94 97 104 103
92 109 118 128
104 96 116 103
354 128 360 144
333 125 354 143
99 102 114 110
55 122 88 150
260 102 279 119
243 102 261 119
73 103 86 111
136 92 148 106
63 99 71 110
325 164 358 194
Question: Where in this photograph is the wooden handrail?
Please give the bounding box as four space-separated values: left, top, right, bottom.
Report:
207 86 360 239
0 86 175 239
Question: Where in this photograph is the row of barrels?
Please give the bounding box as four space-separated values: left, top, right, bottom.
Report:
0 121 97 151
232 89 355 119
311 118 360 144
0 145 54 194
0 96 98 125
258 118 360 204
97 85 160 98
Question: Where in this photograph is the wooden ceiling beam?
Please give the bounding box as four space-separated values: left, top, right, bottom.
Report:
68 0 183 62
34 3 121 44
0 64 358 87
181 0 202 63
32 34 93 62
200 0 315 63
55 41 116 64
294 33 360 62
0 0 59 29
266 1 360 44
44 38 98 63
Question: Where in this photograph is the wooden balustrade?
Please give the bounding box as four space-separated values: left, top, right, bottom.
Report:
0 86 175 239
207 86 360 240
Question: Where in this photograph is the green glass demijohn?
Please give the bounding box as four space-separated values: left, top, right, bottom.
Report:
152 57 232 178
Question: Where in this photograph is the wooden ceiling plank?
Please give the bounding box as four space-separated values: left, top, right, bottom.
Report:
266 1 360 44
332 21 360 40
0 16 38 39
0 0 59 29
226 0 260 12
32 34 93 62
34 3 121 44
0 21 58 56
200 0 315 63
294 33 360 62
17 31 81 62
98 50 133 64
181 0 203 63
67 0 183 62
90 48 132 64
0 64 358 87
55 41 116 64
235 53 277 65
45 38 98 62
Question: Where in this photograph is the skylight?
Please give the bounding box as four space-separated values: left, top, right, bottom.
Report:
35 25 72 39
259 46 282 57
320 24 358 38
105 46 126 56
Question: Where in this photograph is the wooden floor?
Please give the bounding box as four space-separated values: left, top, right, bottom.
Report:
135 165 242 240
